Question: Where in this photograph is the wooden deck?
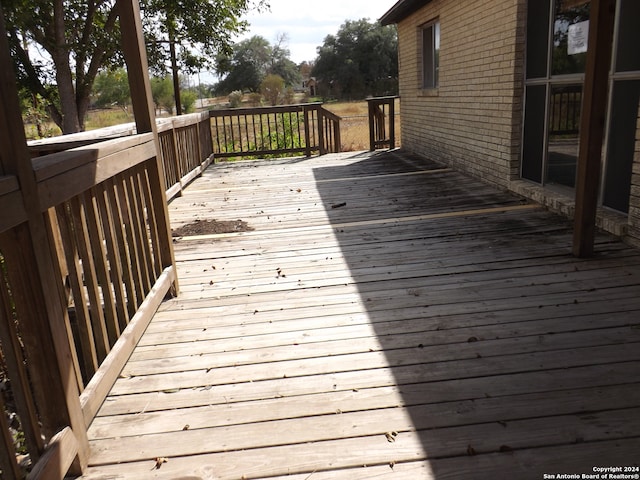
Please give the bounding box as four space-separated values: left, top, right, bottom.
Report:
81 150 640 479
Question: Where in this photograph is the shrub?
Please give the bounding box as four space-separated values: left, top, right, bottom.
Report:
228 90 243 108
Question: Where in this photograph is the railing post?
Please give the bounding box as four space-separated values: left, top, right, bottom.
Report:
303 105 312 157
389 98 396 150
317 105 326 155
118 0 178 294
334 116 342 153
368 99 377 151
367 96 398 151
0 8 89 473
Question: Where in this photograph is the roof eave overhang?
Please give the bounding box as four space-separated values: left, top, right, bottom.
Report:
379 0 434 25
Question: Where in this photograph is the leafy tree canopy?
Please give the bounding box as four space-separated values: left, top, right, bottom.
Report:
312 18 398 100
94 68 131 109
215 33 301 94
260 73 284 106
3 0 266 133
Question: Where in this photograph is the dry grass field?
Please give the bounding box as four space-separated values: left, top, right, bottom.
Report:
324 99 401 151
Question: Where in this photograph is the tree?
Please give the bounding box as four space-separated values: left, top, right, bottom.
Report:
260 74 285 106
313 19 398 100
215 34 301 95
151 76 175 114
93 68 131 110
268 33 302 89
3 0 266 133
215 35 271 94
181 90 197 113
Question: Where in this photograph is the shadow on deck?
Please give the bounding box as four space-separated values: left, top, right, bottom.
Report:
81 150 640 479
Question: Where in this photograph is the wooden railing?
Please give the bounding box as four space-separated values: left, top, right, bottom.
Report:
0 2 205 478
0 133 179 479
210 103 341 159
27 112 215 202
367 96 398 151
1 97 338 478
549 85 582 136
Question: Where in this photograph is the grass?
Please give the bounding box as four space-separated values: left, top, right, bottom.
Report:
324 99 401 152
84 108 135 130
23 99 401 152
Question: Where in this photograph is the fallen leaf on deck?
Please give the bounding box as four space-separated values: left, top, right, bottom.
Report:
153 457 168 469
385 431 398 443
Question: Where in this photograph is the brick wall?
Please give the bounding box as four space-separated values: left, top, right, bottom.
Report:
397 0 526 189
627 103 640 247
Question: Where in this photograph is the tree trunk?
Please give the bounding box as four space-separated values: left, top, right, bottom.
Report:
53 0 81 133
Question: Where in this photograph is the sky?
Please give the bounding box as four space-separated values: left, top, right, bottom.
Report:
237 0 397 64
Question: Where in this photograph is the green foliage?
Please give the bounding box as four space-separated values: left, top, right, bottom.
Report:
19 90 58 139
248 92 263 107
313 19 398 100
283 87 295 105
93 69 131 109
84 109 134 130
3 0 266 133
260 74 285 106
181 90 197 113
228 90 244 108
215 36 272 93
151 76 175 114
251 112 304 158
215 34 302 95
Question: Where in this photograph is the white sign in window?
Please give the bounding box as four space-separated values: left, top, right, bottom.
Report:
568 20 589 55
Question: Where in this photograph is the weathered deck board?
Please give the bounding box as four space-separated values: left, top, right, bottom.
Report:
82 151 640 479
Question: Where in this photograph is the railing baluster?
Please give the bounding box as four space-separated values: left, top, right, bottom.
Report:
367 96 398 150
70 196 110 363
55 203 99 380
83 189 121 346
0 256 45 458
139 167 163 279
124 172 152 295
116 175 145 309
105 178 138 318
95 183 129 332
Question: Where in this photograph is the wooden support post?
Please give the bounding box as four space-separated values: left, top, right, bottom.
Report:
0 8 89 474
368 100 376 151
318 106 326 155
303 105 312 157
118 0 179 293
389 99 396 150
572 0 616 257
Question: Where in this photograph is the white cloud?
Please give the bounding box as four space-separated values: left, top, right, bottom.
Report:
238 0 396 63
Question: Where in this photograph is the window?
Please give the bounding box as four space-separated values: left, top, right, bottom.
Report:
521 0 640 213
422 20 440 89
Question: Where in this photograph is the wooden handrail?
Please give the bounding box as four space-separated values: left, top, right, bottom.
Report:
1 97 338 479
210 103 341 158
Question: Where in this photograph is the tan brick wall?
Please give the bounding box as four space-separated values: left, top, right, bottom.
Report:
397 0 526 189
627 102 640 247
